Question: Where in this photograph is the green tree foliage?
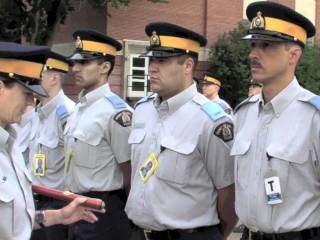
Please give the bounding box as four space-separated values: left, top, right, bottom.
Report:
296 42 320 94
0 0 74 44
209 20 251 107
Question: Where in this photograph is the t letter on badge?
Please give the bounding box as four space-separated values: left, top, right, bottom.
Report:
264 176 283 205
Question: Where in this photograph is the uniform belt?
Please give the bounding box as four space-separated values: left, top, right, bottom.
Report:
142 225 218 240
248 227 320 240
33 193 55 202
79 189 127 200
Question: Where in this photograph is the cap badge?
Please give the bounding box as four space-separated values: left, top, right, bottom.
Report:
150 31 160 47
251 11 265 29
75 36 83 49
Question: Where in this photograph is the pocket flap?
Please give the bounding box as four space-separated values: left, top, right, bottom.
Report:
266 144 308 164
161 135 197 155
231 139 251 156
73 127 103 146
0 190 14 203
128 129 146 144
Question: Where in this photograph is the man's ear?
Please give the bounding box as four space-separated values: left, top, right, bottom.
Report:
288 45 302 66
0 80 6 95
184 57 194 75
99 61 111 75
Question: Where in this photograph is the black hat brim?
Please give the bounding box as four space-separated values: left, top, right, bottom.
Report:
15 79 48 97
140 50 185 58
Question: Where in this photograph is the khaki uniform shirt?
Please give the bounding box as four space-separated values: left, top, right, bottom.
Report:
12 110 35 165
64 84 132 193
232 78 320 233
29 90 75 189
0 127 35 239
125 84 234 230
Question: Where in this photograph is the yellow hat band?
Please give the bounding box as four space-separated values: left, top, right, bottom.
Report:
159 36 201 53
0 59 43 79
264 17 307 44
81 40 117 56
205 75 221 87
46 58 68 72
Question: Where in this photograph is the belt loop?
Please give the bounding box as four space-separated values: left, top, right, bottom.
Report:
143 229 151 240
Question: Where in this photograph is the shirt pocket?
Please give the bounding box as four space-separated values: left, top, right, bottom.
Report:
266 144 309 196
155 136 197 185
0 188 14 238
72 126 104 169
231 139 251 189
38 137 60 169
128 129 146 171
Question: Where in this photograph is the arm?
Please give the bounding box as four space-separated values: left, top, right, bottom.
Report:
119 161 131 195
217 184 238 239
33 197 103 230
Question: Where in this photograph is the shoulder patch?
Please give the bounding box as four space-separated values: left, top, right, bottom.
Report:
56 105 70 120
234 95 259 113
201 102 226 121
307 96 320 112
106 95 126 109
113 110 132 127
134 95 154 109
214 122 234 142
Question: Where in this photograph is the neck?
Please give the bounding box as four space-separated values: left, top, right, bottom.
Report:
208 92 219 101
41 87 61 105
262 72 294 103
84 76 107 95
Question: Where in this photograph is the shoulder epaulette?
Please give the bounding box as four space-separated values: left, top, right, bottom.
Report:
305 95 320 111
106 94 126 109
56 104 70 120
134 95 155 109
234 95 259 113
193 95 226 121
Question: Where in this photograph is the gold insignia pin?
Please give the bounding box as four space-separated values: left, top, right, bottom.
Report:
251 11 265 30
150 31 160 46
75 36 83 49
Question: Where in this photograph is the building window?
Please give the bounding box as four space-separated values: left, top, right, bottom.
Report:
127 54 150 98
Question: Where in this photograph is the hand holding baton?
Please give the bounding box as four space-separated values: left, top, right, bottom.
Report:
32 184 105 210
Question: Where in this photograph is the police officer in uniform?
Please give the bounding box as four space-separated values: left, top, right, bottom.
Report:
126 22 237 240
247 79 262 97
0 42 99 240
232 2 320 240
199 72 233 114
64 30 132 240
30 51 75 240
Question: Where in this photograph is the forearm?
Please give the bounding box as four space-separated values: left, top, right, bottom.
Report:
33 209 62 230
119 161 131 195
217 184 238 239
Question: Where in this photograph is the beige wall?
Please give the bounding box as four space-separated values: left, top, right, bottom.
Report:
295 0 316 24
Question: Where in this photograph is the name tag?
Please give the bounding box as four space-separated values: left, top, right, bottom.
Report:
139 152 159 183
33 153 46 177
264 176 283 205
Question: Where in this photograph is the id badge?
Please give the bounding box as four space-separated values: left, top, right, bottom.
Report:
264 176 283 205
64 149 74 174
139 152 159 183
33 153 46 177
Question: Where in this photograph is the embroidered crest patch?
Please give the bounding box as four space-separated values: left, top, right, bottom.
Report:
114 110 132 127
214 122 234 142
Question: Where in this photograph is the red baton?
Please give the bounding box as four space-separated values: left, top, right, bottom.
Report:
32 184 105 210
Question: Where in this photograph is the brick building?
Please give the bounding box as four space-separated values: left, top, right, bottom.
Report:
51 0 319 102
